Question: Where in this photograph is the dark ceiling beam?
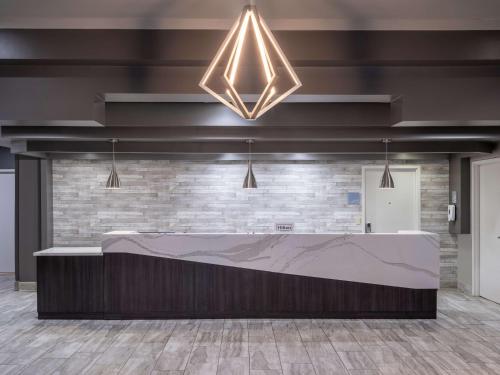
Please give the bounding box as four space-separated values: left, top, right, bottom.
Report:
1 30 500 66
101 102 397 127
0 100 397 128
3 126 500 142
1 66 500 125
17 140 494 154
8 141 46 158
47 153 448 162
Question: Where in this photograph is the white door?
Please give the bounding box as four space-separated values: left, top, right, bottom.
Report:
0 172 15 273
479 162 500 304
364 167 420 233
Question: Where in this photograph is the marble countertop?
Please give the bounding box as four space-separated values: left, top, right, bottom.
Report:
102 231 440 289
34 247 103 256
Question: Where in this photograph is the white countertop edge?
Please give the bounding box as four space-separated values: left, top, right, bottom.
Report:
34 247 103 256
103 230 437 236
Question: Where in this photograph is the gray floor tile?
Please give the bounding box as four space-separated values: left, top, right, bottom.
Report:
0 275 499 375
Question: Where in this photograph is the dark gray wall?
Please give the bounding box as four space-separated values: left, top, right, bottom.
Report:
40 160 53 250
449 155 471 235
15 156 53 282
16 156 40 282
0 147 14 169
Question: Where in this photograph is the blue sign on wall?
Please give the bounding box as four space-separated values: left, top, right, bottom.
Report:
347 192 361 205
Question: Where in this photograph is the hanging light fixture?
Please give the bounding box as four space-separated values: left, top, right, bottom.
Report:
243 140 257 189
105 139 121 189
200 4 301 120
379 138 395 189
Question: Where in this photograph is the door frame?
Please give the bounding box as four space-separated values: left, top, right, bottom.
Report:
361 165 421 233
471 157 500 297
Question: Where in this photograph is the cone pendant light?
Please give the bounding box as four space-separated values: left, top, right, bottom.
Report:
200 4 301 120
243 140 257 189
105 139 121 189
379 138 395 189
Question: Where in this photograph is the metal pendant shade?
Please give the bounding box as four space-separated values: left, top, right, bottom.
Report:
243 140 257 188
106 164 121 189
243 161 257 189
379 138 395 189
380 162 395 189
105 139 121 189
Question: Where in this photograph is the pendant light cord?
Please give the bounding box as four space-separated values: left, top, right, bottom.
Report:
385 140 388 164
383 138 390 165
112 139 117 168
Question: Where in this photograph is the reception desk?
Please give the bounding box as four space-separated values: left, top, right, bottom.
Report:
35 231 439 319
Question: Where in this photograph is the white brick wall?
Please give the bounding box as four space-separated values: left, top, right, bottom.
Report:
52 158 457 287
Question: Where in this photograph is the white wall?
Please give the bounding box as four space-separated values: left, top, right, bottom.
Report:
457 143 500 294
0 172 15 273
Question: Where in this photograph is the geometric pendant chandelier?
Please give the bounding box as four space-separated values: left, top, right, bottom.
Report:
200 5 301 120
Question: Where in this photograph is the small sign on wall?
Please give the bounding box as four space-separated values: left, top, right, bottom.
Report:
275 223 294 232
347 192 361 205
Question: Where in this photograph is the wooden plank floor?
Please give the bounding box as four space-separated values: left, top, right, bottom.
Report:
1 274 500 375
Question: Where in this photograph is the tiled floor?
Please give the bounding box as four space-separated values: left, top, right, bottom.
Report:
1 274 500 375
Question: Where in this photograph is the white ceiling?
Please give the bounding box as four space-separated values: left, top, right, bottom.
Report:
1 0 500 30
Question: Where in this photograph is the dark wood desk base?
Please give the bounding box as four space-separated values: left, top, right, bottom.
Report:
37 253 437 319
